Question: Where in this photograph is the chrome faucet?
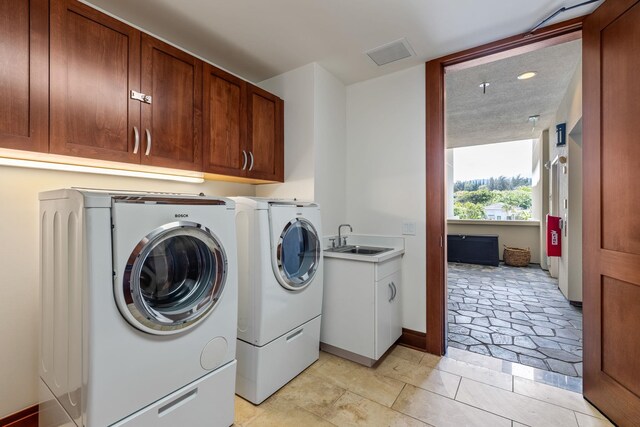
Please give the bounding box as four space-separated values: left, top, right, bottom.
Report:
338 224 352 247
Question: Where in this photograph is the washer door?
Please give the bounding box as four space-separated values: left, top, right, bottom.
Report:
274 218 320 291
118 221 227 335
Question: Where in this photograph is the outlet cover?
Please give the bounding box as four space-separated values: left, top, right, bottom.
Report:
402 221 416 235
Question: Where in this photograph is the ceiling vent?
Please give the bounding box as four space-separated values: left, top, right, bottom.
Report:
366 38 415 66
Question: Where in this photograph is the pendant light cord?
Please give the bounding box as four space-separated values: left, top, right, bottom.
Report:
528 0 600 35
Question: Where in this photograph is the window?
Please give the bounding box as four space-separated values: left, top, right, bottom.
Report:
448 140 533 221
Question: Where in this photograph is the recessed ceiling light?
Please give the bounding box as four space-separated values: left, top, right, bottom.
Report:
518 71 537 80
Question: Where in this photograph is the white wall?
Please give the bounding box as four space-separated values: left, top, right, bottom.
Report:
0 166 253 418
445 149 454 218
256 63 347 235
346 64 426 333
567 128 583 302
548 57 583 302
531 131 549 270
314 65 347 234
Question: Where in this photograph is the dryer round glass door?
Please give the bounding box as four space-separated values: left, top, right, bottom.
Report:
119 221 227 335
275 218 320 290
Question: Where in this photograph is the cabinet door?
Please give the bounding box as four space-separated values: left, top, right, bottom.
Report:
375 271 401 359
202 64 246 177
140 34 202 170
0 0 48 152
50 0 141 163
389 273 403 346
246 84 284 181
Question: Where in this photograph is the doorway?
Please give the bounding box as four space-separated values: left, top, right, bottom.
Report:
427 2 640 423
444 40 584 376
424 18 584 358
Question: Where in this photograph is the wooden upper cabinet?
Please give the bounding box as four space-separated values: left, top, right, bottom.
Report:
246 84 284 182
203 73 284 181
5 0 282 180
0 0 48 152
50 0 141 163
202 64 247 177
140 35 202 170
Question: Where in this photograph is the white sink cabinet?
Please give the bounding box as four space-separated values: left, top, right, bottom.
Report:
321 254 402 366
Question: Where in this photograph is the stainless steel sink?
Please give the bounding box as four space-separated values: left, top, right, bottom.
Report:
326 245 393 256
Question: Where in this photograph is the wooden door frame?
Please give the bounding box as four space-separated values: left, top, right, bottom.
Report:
424 17 584 355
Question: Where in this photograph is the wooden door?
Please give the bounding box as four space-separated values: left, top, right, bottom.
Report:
583 1 640 424
202 64 247 177
50 0 141 163
246 84 284 181
140 34 202 170
0 0 48 152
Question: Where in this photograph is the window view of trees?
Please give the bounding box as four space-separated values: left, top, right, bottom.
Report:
453 175 532 220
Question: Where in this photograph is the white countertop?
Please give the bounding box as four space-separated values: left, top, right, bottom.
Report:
322 234 405 263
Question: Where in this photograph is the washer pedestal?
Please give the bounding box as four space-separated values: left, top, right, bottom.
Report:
236 316 321 404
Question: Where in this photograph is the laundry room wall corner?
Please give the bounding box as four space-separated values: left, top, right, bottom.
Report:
345 64 427 334
255 63 348 233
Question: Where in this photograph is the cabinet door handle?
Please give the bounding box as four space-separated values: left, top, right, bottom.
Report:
388 283 394 302
133 126 140 154
248 151 254 171
391 281 397 301
144 129 152 156
241 150 248 170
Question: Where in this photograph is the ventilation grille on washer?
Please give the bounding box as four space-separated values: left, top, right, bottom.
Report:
366 38 415 66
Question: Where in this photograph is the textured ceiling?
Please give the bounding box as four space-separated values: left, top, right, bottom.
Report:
81 0 600 84
445 40 582 148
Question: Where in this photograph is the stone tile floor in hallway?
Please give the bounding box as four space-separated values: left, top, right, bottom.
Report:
234 346 610 427
447 262 583 377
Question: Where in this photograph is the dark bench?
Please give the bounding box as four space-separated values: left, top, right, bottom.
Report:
447 234 499 266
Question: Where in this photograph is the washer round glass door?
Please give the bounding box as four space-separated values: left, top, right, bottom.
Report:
119 221 227 335
275 218 320 290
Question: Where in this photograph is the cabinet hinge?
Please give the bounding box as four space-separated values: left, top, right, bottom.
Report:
130 90 152 104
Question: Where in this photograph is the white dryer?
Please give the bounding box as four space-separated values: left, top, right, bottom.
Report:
39 189 238 427
232 197 323 404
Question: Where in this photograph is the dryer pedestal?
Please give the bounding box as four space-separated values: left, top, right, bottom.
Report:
235 316 321 404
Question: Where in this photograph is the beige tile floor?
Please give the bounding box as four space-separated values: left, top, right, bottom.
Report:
234 345 612 427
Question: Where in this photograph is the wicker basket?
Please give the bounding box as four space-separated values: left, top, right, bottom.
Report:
503 246 531 267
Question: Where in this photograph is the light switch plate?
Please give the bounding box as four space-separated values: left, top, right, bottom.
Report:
402 221 416 235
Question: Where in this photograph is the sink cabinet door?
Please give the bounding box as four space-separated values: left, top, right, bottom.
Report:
375 271 401 359
321 258 376 359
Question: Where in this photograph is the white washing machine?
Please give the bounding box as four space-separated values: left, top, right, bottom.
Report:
232 197 323 404
39 189 238 427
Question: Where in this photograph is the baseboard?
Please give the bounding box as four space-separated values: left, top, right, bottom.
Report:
0 405 38 427
398 328 427 351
